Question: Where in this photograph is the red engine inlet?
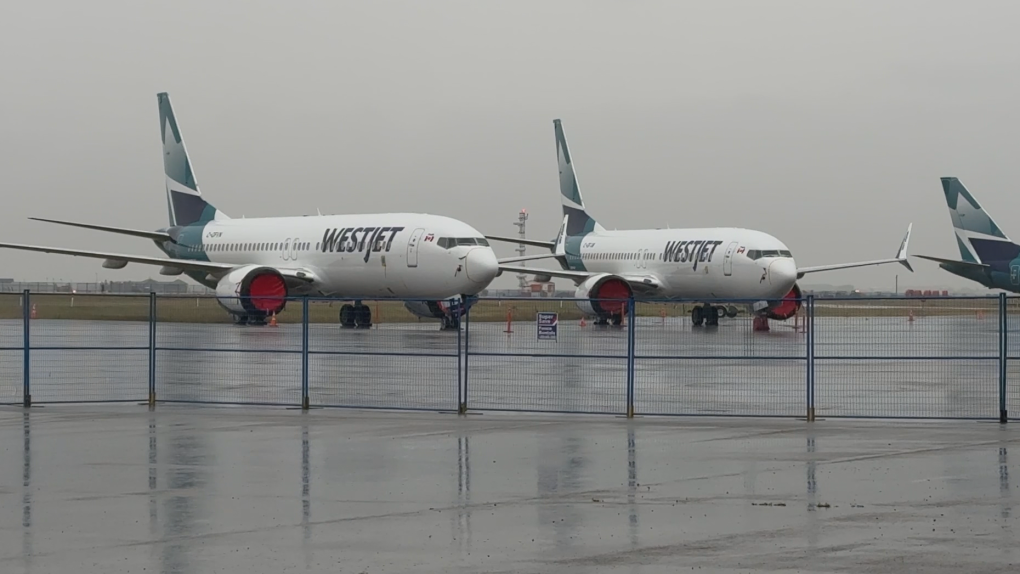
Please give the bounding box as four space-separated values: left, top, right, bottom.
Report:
592 278 632 316
248 273 287 313
765 284 803 320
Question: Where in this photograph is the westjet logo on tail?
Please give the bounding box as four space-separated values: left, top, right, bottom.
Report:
321 226 406 262
663 240 724 271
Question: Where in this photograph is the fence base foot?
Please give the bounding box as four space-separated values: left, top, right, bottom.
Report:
148 392 156 409
1001 410 1008 424
302 397 310 410
22 395 31 408
626 406 634 419
806 407 815 422
458 403 467 415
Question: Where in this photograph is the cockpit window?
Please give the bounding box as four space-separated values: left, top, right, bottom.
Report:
437 237 489 249
746 249 793 260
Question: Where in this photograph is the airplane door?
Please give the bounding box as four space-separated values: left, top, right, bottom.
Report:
722 241 738 276
282 238 296 262
407 228 425 268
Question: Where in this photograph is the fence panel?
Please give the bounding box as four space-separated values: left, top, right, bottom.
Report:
154 295 302 406
27 293 150 403
633 299 807 416
464 298 628 415
0 293 24 405
1007 296 1020 421
307 298 459 411
814 296 1001 419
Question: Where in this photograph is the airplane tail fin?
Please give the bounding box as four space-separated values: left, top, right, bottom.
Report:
158 92 228 227
554 119 604 236
941 177 1011 264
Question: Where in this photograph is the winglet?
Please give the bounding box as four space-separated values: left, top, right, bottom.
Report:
896 223 913 272
553 213 568 258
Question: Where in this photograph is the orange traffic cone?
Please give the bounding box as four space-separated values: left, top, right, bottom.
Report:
269 312 278 327
579 316 587 327
30 304 37 319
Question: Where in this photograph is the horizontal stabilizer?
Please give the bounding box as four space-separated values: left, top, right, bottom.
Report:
29 217 172 242
914 254 990 269
485 235 555 249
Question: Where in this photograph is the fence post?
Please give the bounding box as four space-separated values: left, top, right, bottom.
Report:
148 292 156 407
1000 293 1008 424
460 302 469 415
22 289 30 408
626 298 635 418
302 296 310 410
806 295 815 422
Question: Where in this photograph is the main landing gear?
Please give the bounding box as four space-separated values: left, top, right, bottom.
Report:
690 304 738 327
592 313 624 327
339 302 373 328
233 313 268 326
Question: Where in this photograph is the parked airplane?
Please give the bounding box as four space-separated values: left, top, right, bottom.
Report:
490 119 914 329
0 93 536 329
915 177 1020 292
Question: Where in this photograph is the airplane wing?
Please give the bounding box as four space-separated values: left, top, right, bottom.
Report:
913 255 989 269
497 264 664 294
0 241 317 283
485 235 555 249
28 217 173 242
496 253 560 264
796 223 913 277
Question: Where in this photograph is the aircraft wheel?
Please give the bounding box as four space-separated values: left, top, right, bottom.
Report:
354 304 372 328
725 305 738 318
339 304 356 328
691 306 704 327
705 306 720 327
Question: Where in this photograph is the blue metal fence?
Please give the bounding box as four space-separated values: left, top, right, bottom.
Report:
2 290 1017 422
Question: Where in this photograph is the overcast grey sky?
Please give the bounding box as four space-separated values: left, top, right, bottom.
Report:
3 0 1020 291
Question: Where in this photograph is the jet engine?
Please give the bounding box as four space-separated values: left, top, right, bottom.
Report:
574 273 633 319
763 283 803 320
214 265 288 317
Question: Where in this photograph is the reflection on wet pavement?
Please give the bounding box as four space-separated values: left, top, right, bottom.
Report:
0 405 1017 573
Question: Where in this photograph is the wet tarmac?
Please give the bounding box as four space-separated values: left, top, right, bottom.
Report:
1 314 1019 419
0 404 1017 573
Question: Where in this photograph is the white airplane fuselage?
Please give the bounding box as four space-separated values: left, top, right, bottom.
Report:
563 227 798 300
162 212 499 299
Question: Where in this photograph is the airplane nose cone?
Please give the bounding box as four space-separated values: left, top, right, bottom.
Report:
466 248 499 285
768 258 797 289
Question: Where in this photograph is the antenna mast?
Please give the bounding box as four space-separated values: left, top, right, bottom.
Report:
514 209 528 293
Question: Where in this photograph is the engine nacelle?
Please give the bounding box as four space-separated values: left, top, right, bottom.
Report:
403 298 466 320
574 273 633 318
764 283 803 320
214 265 288 317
